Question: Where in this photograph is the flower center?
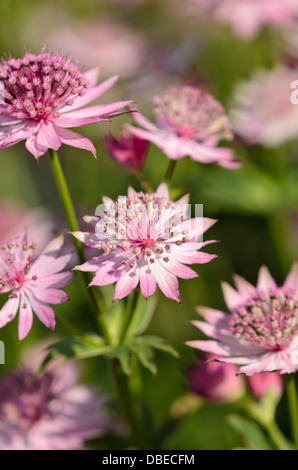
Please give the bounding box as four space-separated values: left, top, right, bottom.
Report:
230 292 298 350
153 86 232 141
0 51 89 121
0 237 36 294
0 370 55 433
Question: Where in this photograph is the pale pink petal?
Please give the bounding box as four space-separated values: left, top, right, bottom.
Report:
113 266 140 301
257 266 277 292
36 122 62 151
18 293 33 341
233 274 257 300
54 126 96 157
221 282 244 310
139 259 157 300
151 260 181 303
0 296 19 328
283 262 298 291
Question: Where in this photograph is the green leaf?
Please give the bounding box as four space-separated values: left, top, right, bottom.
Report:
127 295 158 337
43 335 112 366
227 415 274 450
108 336 179 375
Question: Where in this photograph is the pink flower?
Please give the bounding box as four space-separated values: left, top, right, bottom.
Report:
126 87 239 169
188 353 244 402
0 360 114 450
187 264 298 375
73 184 217 302
105 128 148 172
0 50 132 159
0 234 73 340
192 0 298 39
45 19 149 79
230 66 298 148
247 372 283 399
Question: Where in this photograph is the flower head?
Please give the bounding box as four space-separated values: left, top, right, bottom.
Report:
127 86 239 168
0 360 114 450
247 372 283 399
231 66 298 147
0 234 73 340
105 128 148 172
73 184 217 302
188 353 244 402
0 49 132 159
187 264 298 375
192 0 298 39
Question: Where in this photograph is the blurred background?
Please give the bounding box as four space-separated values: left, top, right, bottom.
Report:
1 0 298 449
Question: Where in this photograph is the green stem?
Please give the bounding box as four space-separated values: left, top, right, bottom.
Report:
263 420 292 451
119 289 139 345
163 160 177 187
48 149 143 446
48 149 110 342
55 311 84 337
285 374 298 450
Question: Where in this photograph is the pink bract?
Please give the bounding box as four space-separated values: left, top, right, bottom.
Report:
188 353 244 402
247 372 283 399
127 86 239 169
105 128 148 172
0 50 132 159
0 234 73 340
187 264 298 375
73 183 217 303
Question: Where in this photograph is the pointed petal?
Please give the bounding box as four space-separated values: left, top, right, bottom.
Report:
18 293 33 341
36 122 62 151
54 126 96 157
257 266 277 293
0 296 19 328
222 282 243 310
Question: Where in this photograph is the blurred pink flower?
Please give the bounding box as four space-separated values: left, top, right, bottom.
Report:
0 201 53 252
0 234 73 340
0 359 113 450
127 87 239 168
188 353 244 402
187 264 298 375
230 66 298 147
45 20 149 79
192 0 298 39
105 128 148 172
73 184 217 303
247 372 283 399
0 50 132 159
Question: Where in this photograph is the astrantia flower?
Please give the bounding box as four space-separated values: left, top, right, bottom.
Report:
0 360 113 450
192 0 298 39
126 86 239 168
187 265 298 375
0 234 73 340
73 184 217 302
0 50 132 159
188 353 244 402
105 128 148 172
230 66 298 147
